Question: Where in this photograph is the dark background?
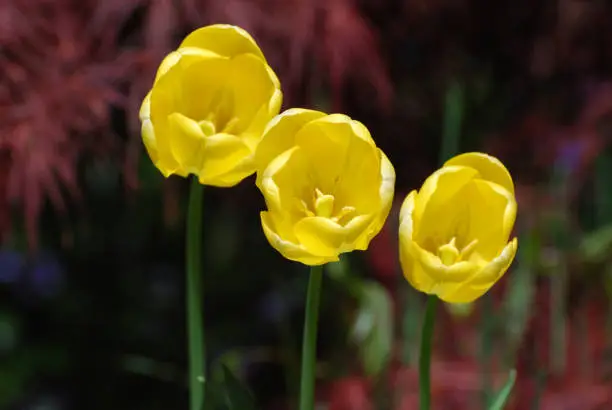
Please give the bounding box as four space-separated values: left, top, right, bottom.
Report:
2 0 612 409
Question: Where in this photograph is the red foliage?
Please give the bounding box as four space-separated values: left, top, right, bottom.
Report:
325 295 612 409
0 0 391 249
362 189 612 409
327 377 373 410
0 0 146 249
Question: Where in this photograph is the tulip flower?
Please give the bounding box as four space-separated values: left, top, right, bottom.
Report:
399 152 518 303
139 24 282 186
138 24 282 410
254 108 395 410
255 108 396 266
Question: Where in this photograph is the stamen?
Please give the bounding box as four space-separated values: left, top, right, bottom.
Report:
333 206 356 225
436 237 480 266
437 237 460 266
198 120 216 136
459 239 479 260
314 188 335 218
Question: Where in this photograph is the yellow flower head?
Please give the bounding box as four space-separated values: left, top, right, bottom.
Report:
139 24 282 186
398 152 518 303
255 108 396 266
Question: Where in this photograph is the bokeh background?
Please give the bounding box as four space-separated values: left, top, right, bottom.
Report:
3 0 612 409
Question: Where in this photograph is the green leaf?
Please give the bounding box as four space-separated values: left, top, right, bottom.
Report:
594 152 612 225
202 378 227 410
579 224 612 264
205 358 258 410
603 264 612 302
488 369 517 410
501 233 537 365
219 364 258 410
326 255 351 282
401 287 423 365
350 281 393 377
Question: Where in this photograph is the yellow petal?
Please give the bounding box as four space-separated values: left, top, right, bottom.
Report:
261 212 335 265
400 191 482 295
399 205 437 292
198 133 251 186
399 190 418 228
255 108 326 187
438 238 518 303
148 72 182 174
241 88 284 152
167 113 206 173
154 48 223 83
293 115 353 193
379 151 397 213
139 91 151 121
228 53 281 133
179 57 233 121
180 24 266 62
264 64 282 100
413 165 478 244
149 56 229 173
140 93 159 164
141 119 158 165
260 146 310 217
400 260 438 296
201 156 254 188
294 116 380 213
464 179 517 260
352 151 396 249
344 214 376 250
407 239 480 284
367 150 396 235
151 54 232 126
294 216 346 257
498 185 517 243
325 115 376 147
444 152 515 195
469 237 518 286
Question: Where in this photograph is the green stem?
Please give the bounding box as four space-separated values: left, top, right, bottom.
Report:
531 369 546 410
401 287 423 366
419 295 437 410
480 292 494 408
550 262 567 376
299 264 324 410
186 177 205 410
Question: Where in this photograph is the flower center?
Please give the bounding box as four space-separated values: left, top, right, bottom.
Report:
198 89 239 136
197 114 239 137
314 188 334 218
297 188 356 225
436 237 478 266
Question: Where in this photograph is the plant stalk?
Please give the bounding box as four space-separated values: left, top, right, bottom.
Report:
186 177 205 410
299 264 324 410
419 295 437 410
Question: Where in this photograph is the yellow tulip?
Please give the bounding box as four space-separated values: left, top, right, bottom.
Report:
398 152 518 303
139 24 282 186
255 108 396 265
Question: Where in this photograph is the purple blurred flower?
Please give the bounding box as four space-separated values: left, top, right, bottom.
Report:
28 252 65 298
0 250 23 283
0 249 65 301
556 139 586 174
258 287 304 325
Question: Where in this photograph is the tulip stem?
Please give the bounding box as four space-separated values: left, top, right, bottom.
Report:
419 295 437 410
186 177 205 410
299 264 324 410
